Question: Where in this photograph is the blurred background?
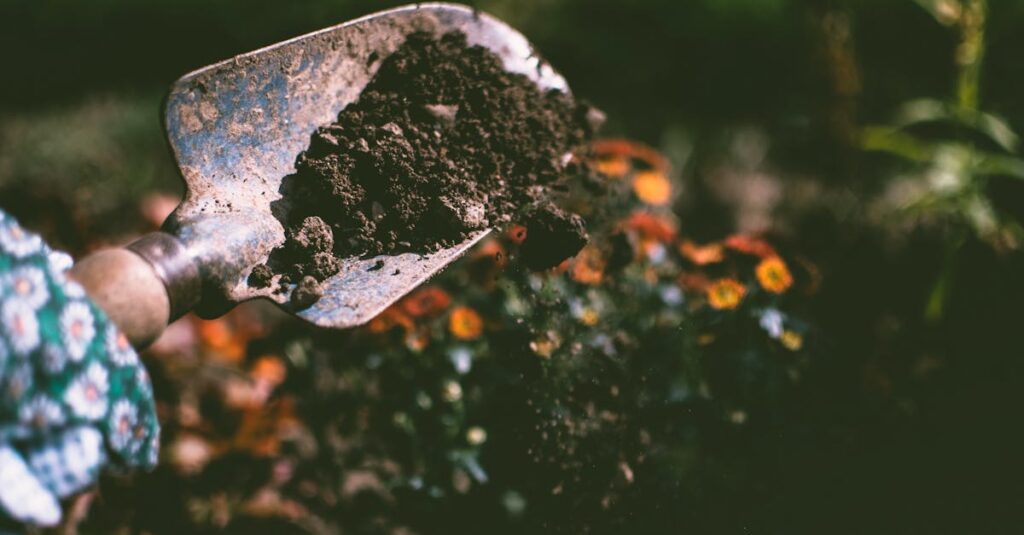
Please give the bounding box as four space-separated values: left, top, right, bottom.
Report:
2 0 1024 533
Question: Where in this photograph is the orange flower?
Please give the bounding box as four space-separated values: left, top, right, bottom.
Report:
250 355 287 386
473 239 507 266
591 139 671 173
368 307 413 334
507 224 528 245
624 211 677 242
706 279 746 310
250 355 287 404
232 397 298 457
632 170 672 206
402 286 452 317
468 239 508 286
570 245 606 285
679 240 725 265
595 156 630 179
755 257 793 294
723 234 777 258
449 306 484 340
196 318 245 363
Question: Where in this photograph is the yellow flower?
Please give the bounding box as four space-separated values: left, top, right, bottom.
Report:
529 330 562 359
706 279 746 310
449 306 484 340
579 308 600 326
781 330 804 351
632 170 672 206
755 257 794 294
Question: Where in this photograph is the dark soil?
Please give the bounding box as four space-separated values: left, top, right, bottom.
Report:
519 203 588 271
252 31 599 304
248 264 274 288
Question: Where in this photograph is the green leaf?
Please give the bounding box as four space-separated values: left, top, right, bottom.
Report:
972 153 1024 179
860 126 935 162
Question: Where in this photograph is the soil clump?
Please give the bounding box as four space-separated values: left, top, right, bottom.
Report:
254 31 599 305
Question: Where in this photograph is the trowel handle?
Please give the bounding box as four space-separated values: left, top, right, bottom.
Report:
70 232 200 349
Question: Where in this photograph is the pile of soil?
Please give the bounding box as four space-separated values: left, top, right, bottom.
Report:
251 31 600 304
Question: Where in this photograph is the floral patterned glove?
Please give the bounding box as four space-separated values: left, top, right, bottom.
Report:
0 210 159 527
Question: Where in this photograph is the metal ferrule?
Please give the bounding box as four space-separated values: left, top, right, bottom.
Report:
127 232 201 321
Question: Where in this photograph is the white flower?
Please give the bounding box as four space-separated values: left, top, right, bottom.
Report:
442 380 463 403
60 301 96 362
19 394 65 429
759 308 785 340
135 366 153 397
448 346 473 374
466 426 488 445
40 343 67 374
35 426 106 496
3 266 49 310
108 399 139 454
62 279 87 299
49 251 86 299
47 251 73 275
569 298 586 319
105 323 137 367
64 362 109 420
0 221 43 258
646 242 667 264
2 298 40 356
147 435 160 466
659 284 685 306
0 446 61 526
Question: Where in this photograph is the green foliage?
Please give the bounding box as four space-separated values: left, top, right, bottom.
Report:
860 0 1023 318
0 94 181 215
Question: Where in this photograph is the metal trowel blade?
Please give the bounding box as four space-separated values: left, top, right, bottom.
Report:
161 3 569 328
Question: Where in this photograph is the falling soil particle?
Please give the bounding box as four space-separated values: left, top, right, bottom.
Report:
252 31 599 306
519 203 589 271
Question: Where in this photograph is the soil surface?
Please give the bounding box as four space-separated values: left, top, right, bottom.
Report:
253 31 599 303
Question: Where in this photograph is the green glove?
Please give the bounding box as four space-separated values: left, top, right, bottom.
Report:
0 210 159 527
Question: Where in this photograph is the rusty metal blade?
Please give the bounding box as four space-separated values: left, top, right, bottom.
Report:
161 3 568 328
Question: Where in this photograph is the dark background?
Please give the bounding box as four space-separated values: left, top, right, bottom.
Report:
2 0 1024 532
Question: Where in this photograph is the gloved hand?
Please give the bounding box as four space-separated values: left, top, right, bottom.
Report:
0 211 159 527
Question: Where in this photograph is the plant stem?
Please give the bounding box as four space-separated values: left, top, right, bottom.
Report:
955 0 986 116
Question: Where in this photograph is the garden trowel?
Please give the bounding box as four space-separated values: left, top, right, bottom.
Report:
69 3 570 347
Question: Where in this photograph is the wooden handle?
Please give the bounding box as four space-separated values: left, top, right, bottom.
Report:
69 232 200 349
